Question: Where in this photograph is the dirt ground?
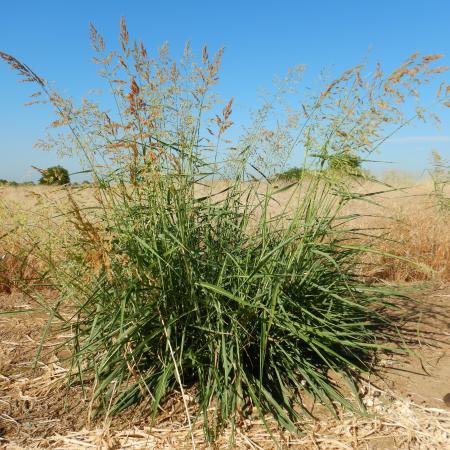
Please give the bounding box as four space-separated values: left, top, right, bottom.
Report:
0 284 449 449
377 284 450 408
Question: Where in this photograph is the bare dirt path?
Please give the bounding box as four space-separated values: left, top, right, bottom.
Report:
376 284 450 410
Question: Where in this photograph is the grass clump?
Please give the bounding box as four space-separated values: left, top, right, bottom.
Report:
2 19 450 440
58 149 392 440
66 160 387 431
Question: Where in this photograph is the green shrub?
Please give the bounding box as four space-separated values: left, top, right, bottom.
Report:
39 165 70 185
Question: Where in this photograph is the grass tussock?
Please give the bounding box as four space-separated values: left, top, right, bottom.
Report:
371 202 450 282
49 158 400 439
342 180 450 283
0 185 83 294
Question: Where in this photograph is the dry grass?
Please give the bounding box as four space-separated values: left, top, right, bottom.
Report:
370 207 450 282
352 180 450 282
0 186 50 294
0 184 94 294
37 398 450 449
2 352 450 449
1 179 449 297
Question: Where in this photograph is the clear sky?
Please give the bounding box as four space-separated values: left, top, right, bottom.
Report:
1 0 450 181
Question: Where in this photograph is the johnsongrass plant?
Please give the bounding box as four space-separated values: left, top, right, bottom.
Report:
2 19 450 440
61 145 393 437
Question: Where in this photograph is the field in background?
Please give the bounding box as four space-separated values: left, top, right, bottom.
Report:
1 177 448 295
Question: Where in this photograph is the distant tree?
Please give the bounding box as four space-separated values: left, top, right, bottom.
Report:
38 165 70 185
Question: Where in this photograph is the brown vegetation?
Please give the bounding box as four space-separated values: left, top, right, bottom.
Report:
1 178 449 296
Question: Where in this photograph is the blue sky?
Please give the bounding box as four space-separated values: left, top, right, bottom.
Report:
1 0 450 181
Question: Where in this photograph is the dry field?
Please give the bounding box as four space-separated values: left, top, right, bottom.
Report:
0 180 450 449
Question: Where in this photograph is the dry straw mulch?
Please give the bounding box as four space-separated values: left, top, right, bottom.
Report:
41 400 449 450
1 358 450 449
